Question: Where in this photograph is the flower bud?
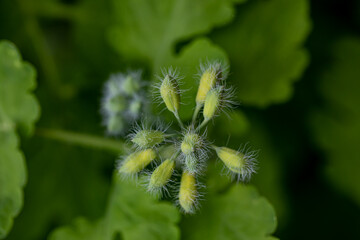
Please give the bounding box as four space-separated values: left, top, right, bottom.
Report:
203 86 223 120
214 146 257 181
131 129 165 149
179 171 197 213
160 74 180 113
181 133 201 155
196 69 217 104
196 62 228 105
214 146 245 174
119 149 156 174
149 159 175 190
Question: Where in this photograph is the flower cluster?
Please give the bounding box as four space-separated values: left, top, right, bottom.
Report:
117 61 258 213
101 71 147 135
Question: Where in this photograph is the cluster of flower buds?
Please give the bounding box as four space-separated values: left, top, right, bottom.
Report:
101 71 146 135
117 61 258 213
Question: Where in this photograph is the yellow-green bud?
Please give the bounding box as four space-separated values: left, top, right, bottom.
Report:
203 86 223 120
179 171 197 213
181 133 201 155
131 130 165 149
196 69 217 104
149 159 175 189
160 75 180 113
214 146 245 174
119 149 156 174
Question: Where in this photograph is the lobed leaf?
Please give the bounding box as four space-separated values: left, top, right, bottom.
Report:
181 181 278 240
0 41 40 238
108 0 241 68
49 176 180 240
211 0 311 107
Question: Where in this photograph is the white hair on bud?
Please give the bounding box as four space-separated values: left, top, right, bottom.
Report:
152 67 187 109
197 59 229 83
218 143 259 182
109 60 261 214
177 126 211 175
173 170 205 214
141 158 178 199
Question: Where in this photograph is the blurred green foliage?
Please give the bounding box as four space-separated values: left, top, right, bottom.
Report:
0 0 360 239
311 37 360 206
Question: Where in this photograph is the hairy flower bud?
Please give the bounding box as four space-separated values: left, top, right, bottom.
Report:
214 146 244 173
196 69 217 104
179 171 197 213
196 61 227 105
149 159 175 190
214 146 257 181
119 149 156 174
181 133 201 155
131 129 165 149
203 86 223 120
160 74 180 113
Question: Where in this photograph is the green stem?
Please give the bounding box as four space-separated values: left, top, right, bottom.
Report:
197 118 209 131
174 111 185 129
210 144 218 150
192 103 202 124
36 128 129 154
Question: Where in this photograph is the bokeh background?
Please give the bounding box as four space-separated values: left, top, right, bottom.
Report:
1 0 360 239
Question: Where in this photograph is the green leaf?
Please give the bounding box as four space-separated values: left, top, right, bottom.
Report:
49 176 180 240
108 0 240 69
181 181 278 240
0 41 40 134
0 119 26 239
0 40 40 238
211 0 311 107
310 37 360 206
